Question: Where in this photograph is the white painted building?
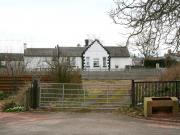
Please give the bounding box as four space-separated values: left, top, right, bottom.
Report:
24 39 132 71
24 48 55 70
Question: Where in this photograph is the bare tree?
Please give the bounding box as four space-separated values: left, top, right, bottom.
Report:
110 0 180 52
135 31 160 58
0 53 25 76
46 54 81 83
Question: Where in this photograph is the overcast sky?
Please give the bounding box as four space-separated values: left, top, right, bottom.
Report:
0 0 130 53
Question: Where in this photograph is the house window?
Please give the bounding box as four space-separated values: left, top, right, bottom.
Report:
70 57 76 67
86 57 90 67
0 61 6 67
65 57 71 65
0 61 6 66
103 57 106 67
93 58 99 67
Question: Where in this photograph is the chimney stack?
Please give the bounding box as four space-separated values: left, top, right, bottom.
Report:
168 49 171 54
56 44 59 58
24 43 27 50
85 39 89 47
77 44 81 47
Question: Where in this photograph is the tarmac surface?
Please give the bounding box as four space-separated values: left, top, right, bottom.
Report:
0 112 180 135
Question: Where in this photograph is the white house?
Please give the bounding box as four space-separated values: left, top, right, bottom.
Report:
81 40 131 70
24 39 132 71
24 48 55 70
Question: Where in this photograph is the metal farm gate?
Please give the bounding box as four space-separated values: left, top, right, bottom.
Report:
39 83 131 109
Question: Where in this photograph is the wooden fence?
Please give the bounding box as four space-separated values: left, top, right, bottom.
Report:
0 75 51 94
131 80 180 106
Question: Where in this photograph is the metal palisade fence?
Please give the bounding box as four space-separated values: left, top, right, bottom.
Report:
39 83 131 109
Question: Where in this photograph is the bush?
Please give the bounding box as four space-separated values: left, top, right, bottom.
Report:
144 57 178 68
51 66 82 83
2 100 25 112
5 106 25 112
0 91 6 100
144 58 166 68
48 57 82 83
2 101 16 111
165 56 178 67
160 64 180 81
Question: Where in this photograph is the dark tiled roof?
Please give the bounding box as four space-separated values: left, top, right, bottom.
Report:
24 44 130 57
105 46 130 57
58 47 85 57
24 48 56 57
58 46 130 57
0 53 24 61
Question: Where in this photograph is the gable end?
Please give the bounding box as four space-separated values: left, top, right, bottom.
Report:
82 39 110 56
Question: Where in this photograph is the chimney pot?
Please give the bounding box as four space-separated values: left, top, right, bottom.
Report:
24 43 27 50
85 39 89 47
168 49 171 54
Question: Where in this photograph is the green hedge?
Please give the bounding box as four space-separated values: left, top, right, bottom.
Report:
144 59 165 68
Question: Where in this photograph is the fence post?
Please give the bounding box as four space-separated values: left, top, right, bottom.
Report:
31 79 39 109
175 81 179 99
131 80 135 107
37 81 40 108
39 83 41 108
25 88 30 111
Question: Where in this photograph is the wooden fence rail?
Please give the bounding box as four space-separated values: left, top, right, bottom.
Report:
0 75 51 94
131 80 180 106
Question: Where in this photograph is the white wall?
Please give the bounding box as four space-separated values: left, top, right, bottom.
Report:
25 56 82 70
24 57 52 70
111 57 132 69
75 57 82 69
83 41 109 70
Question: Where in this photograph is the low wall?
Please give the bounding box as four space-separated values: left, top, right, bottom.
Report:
81 68 166 80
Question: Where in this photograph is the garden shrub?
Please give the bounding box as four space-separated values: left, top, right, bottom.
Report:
48 59 83 98
0 91 6 100
2 101 16 111
165 56 178 67
2 100 25 112
144 57 178 68
144 58 166 68
160 64 180 81
5 106 25 112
